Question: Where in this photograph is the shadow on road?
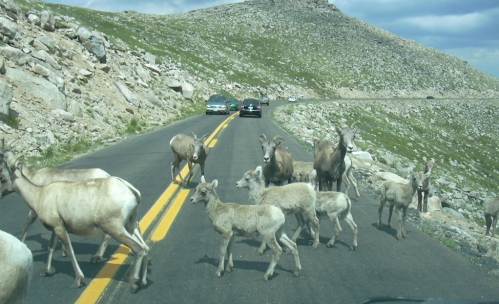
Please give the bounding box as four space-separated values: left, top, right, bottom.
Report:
195 254 295 276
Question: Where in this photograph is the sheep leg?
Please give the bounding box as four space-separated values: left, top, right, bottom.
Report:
20 209 38 242
226 237 234 273
387 204 394 227
348 171 360 198
199 161 206 182
417 190 423 212
279 233 301 276
308 212 320 248
492 216 498 237
42 231 58 276
170 155 181 183
263 235 282 280
326 213 341 248
216 232 233 277
486 214 492 236
53 227 85 288
396 207 404 240
91 234 112 263
258 239 267 255
292 213 305 241
336 176 343 193
186 161 194 185
377 198 385 227
344 212 358 250
401 207 408 238
423 191 429 213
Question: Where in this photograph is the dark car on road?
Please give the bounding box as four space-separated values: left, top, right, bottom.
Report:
239 98 262 118
227 97 240 111
206 95 230 115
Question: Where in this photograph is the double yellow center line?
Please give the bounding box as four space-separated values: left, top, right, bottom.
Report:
75 112 238 304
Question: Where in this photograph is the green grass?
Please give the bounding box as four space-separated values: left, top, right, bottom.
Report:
124 118 146 134
1 114 20 129
27 138 94 168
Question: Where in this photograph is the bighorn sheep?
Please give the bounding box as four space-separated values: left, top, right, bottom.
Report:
485 197 499 236
2 162 149 292
309 170 358 249
0 229 33 304
190 177 301 280
378 171 425 240
259 134 293 186
170 133 207 184
313 127 357 192
236 166 319 251
417 159 435 213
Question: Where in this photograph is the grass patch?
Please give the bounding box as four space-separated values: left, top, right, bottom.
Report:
124 118 146 134
1 114 20 129
441 238 460 250
27 139 94 168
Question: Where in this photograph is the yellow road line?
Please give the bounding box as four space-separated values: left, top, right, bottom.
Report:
150 190 191 242
208 138 218 148
75 112 238 304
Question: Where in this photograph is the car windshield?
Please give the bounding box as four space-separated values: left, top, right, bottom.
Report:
207 97 226 105
243 99 259 105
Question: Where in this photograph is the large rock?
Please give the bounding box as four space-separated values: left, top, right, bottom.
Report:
0 0 21 20
77 27 107 63
181 82 194 99
0 16 17 40
31 50 60 70
374 171 408 184
6 67 66 109
0 78 12 116
27 14 40 25
115 81 138 105
36 36 58 54
40 10 55 32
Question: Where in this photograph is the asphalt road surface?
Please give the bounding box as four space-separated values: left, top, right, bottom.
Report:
1 101 498 304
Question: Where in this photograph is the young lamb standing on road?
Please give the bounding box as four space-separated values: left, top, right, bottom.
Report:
190 177 301 280
2 162 149 292
484 197 499 236
314 127 357 192
170 133 207 184
259 134 294 186
0 229 32 304
417 159 435 213
378 171 425 240
3 150 112 261
309 170 358 249
236 166 319 251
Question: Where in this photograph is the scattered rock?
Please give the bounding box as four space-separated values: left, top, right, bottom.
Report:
181 82 194 99
51 109 75 122
40 10 55 32
115 81 138 105
0 78 13 116
77 27 107 63
0 16 18 40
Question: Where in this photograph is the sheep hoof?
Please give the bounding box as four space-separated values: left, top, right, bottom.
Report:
257 249 265 255
216 270 224 278
264 273 273 280
130 282 140 293
73 277 86 289
351 245 357 251
326 242 335 248
312 242 319 249
293 270 300 277
90 256 104 263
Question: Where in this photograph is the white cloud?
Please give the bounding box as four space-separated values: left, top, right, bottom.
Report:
445 47 499 76
397 12 487 34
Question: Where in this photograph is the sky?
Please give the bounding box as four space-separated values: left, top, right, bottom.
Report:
45 0 499 77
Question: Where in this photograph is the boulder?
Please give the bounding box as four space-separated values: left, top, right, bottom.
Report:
351 151 373 162
40 10 55 32
143 52 156 65
0 78 12 116
27 14 40 25
428 196 443 212
6 67 66 109
0 16 17 40
114 81 138 105
36 36 58 53
0 0 20 20
181 82 194 99
77 27 107 63
51 109 75 122
374 171 408 184
31 50 60 70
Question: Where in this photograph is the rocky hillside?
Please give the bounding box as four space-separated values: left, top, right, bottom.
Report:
19 0 499 99
0 0 213 165
274 99 499 273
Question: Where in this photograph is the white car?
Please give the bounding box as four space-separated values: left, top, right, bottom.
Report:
287 96 297 102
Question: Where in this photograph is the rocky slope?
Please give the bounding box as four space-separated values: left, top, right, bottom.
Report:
0 0 212 165
17 0 499 99
274 99 499 274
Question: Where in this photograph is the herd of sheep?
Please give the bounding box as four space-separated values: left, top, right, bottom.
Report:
0 124 498 303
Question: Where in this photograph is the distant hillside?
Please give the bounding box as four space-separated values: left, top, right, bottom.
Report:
21 0 499 97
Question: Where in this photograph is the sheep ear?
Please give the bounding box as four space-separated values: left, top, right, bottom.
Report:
255 166 263 177
200 176 206 183
211 179 218 189
273 136 283 146
259 134 267 144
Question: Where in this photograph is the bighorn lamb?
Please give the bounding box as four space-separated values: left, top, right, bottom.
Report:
170 133 207 184
190 177 301 280
259 134 293 186
485 197 499 236
0 229 33 304
3 150 111 260
378 171 424 240
236 166 319 251
417 159 435 213
2 162 149 292
313 127 357 191
309 170 358 249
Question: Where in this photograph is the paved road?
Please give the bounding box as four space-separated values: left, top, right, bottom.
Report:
1 101 499 304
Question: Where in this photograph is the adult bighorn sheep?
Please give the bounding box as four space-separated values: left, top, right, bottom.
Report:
259 134 294 186
2 162 149 292
378 170 425 240
236 166 319 251
190 177 301 280
313 127 357 192
2 150 111 261
485 197 499 236
417 159 435 213
0 229 33 304
170 133 208 184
